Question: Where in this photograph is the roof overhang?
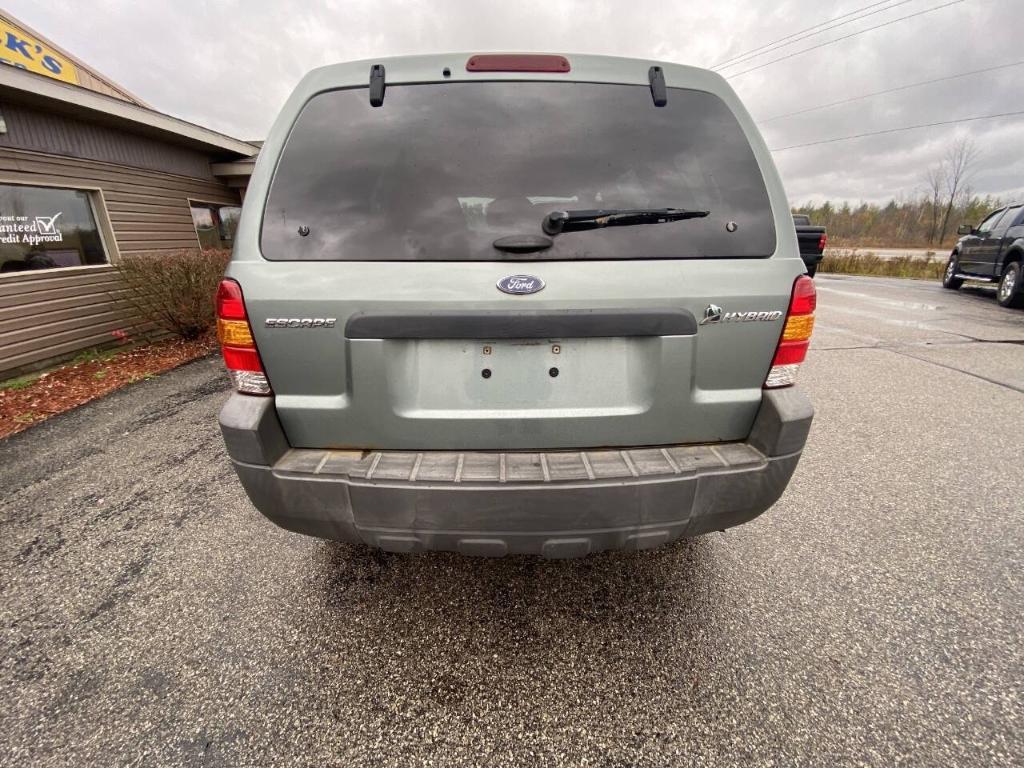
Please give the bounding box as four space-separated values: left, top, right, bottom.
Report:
0 66 258 158
210 159 256 177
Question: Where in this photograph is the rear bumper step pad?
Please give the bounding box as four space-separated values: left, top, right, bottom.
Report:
219 389 812 557
274 443 764 483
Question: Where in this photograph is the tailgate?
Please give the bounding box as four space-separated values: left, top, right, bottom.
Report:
231 258 793 451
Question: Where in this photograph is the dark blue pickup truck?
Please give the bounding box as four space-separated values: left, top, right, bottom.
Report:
943 203 1024 308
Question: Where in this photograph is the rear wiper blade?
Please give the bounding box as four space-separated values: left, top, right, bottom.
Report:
542 207 709 236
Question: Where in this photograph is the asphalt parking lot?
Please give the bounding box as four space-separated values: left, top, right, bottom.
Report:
1 275 1022 767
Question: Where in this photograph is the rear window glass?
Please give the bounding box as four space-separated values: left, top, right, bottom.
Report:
261 82 776 261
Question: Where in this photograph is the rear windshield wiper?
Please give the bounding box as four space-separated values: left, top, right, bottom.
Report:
542 207 709 236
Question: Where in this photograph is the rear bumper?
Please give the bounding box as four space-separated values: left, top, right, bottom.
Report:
219 389 813 557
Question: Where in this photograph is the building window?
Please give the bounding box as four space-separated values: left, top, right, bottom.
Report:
0 184 108 273
190 202 241 250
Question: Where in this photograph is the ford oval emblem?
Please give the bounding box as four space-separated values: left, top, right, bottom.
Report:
497 274 545 295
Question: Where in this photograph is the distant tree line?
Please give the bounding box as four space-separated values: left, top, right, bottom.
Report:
792 194 1005 249
793 138 1008 249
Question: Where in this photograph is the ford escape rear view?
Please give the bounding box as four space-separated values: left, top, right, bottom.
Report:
217 53 815 557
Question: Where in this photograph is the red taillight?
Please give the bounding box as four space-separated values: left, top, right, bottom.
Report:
765 275 816 389
221 345 263 373
215 278 271 395
466 54 571 73
818 233 827 251
215 280 246 320
771 341 809 367
789 275 817 315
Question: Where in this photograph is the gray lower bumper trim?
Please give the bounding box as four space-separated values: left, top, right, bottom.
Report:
219 389 812 557
230 451 800 557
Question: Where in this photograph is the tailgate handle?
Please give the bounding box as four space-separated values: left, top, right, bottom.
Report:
345 309 697 339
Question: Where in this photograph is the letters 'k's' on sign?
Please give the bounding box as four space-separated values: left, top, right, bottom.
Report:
0 20 78 84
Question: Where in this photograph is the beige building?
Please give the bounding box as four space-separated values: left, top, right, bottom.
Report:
0 11 257 379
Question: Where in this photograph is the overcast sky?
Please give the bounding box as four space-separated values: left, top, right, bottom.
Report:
9 0 1023 205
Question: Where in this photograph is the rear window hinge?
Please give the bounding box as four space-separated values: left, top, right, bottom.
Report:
648 66 667 107
369 64 386 107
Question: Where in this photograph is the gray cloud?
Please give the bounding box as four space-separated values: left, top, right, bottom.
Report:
9 0 1023 204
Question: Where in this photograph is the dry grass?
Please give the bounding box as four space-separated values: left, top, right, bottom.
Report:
818 248 946 280
827 236 945 251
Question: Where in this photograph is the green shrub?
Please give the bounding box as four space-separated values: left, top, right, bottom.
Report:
115 249 231 340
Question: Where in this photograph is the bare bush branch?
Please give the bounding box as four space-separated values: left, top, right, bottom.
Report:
938 137 980 244
114 249 231 341
923 163 944 245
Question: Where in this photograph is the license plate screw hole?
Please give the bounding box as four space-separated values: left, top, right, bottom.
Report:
549 367 559 378
481 368 492 379
483 345 492 355
551 344 560 354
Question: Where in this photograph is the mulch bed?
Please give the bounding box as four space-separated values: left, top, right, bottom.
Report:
0 337 218 440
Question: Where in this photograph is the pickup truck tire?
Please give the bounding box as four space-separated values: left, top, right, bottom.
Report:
942 255 963 290
997 260 1024 308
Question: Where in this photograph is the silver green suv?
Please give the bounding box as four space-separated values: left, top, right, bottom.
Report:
217 53 815 557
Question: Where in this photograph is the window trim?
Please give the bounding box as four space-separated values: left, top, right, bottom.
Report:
977 207 1008 235
992 206 1022 237
0 177 120 278
187 197 243 250
258 81 778 263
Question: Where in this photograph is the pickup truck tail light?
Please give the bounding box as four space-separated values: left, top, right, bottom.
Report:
216 279 271 395
818 233 827 251
765 275 816 389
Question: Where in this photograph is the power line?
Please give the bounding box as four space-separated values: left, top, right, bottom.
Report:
726 0 966 78
713 0 913 71
759 60 1024 123
712 0 896 69
769 110 1024 151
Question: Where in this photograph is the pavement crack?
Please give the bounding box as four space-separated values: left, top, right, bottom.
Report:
815 340 1023 393
881 346 1024 394
816 336 1024 353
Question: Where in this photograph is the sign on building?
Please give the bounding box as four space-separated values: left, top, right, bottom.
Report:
0 18 78 84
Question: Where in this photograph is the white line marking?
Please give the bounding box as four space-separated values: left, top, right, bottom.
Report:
409 453 424 482
365 453 383 480
620 451 640 477
539 453 551 483
660 448 681 474
313 452 331 475
580 452 596 480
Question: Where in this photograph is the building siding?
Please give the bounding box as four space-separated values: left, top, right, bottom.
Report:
0 101 220 178
0 146 240 253
0 266 147 378
0 145 240 379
